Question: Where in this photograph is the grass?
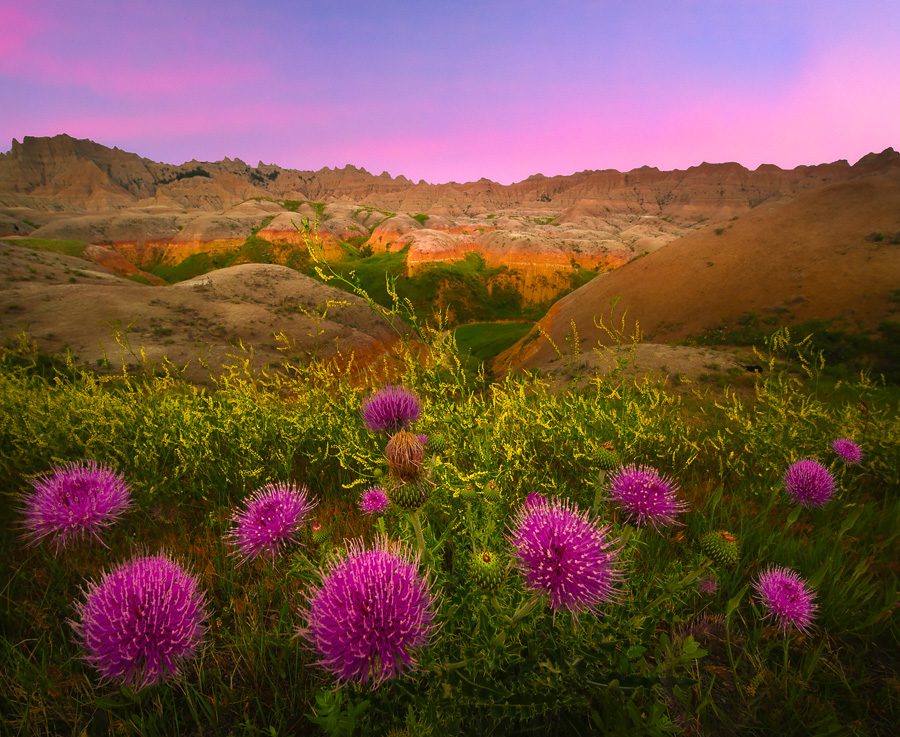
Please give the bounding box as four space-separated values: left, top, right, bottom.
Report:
0 328 897 735
149 250 237 283
453 321 534 362
0 237 88 258
689 312 900 382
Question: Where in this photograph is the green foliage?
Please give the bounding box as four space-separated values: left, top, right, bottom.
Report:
453 321 533 362
0 237 88 257
0 322 897 735
150 249 237 283
411 213 429 225
157 167 211 185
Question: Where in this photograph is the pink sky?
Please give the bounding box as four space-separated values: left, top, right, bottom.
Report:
1 0 897 183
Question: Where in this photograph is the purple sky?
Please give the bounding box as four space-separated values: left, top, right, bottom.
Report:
1 0 897 184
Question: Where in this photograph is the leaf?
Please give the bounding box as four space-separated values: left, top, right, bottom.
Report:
726 584 748 618
625 644 647 660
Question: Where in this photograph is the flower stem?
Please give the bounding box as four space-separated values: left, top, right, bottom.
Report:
410 509 426 560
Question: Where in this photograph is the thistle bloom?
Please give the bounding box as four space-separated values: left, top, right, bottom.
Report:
608 464 687 528
302 538 436 687
226 482 315 563
72 554 208 690
524 492 548 509
358 486 389 515
508 497 623 614
21 461 132 551
831 438 862 465
753 565 817 634
361 386 421 433
783 459 836 507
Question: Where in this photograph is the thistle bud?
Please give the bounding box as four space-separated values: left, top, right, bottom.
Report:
428 434 448 454
388 477 432 511
596 442 620 471
469 549 504 591
386 430 425 480
699 530 740 568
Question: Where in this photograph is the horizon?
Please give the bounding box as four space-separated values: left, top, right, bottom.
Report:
2 131 894 187
2 0 899 184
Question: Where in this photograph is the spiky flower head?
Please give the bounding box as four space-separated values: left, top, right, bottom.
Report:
388 477 432 511
753 565 817 634
302 537 436 687
21 461 132 551
524 492 548 509
72 553 208 690
608 464 687 528
469 550 505 591
417 433 428 447
831 438 862 465
508 497 623 614
359 486 389 516
225 482 315 564
699 530 740 568
596 442 620 471
783 459 836 508
386 430 425 480
361 386 421 433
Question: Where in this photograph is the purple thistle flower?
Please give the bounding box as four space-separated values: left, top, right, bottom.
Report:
753 565 817 634
524 492 548 509
783 459 836 507
361 386 421 433
417 433 428 447
302 537 436 687
358 486 390 515
831 438 862 465
608 464 687 528
21 461 132 551
698 576 719 595
72 553 208 690
225 482 315 564
508 497 623 614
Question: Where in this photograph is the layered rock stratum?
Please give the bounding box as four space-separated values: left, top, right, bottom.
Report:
3 135 897 308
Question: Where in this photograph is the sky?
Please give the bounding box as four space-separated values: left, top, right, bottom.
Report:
1 0 898 184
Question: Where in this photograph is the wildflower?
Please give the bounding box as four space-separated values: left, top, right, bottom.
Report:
302 537 436 687
72 554 208 689
361 386 421 433
21 461 132 551
508 497 623 614
783 459 836 507
753 565 817 633
698 576 719 595
608 464 687 528
386 430 425 480
831 438 862 465
358 486 389 515
524 492 548 509
225 482 315 563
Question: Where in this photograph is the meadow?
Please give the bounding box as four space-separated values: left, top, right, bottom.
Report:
0 323 897 736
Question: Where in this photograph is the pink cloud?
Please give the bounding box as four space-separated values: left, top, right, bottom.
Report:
0 1 44 59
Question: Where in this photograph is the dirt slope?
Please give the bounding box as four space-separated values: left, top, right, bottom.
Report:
0 244 398 380
497 168 900 373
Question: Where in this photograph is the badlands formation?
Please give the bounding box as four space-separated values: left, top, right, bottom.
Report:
1 134 898 376
2 134 893 306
